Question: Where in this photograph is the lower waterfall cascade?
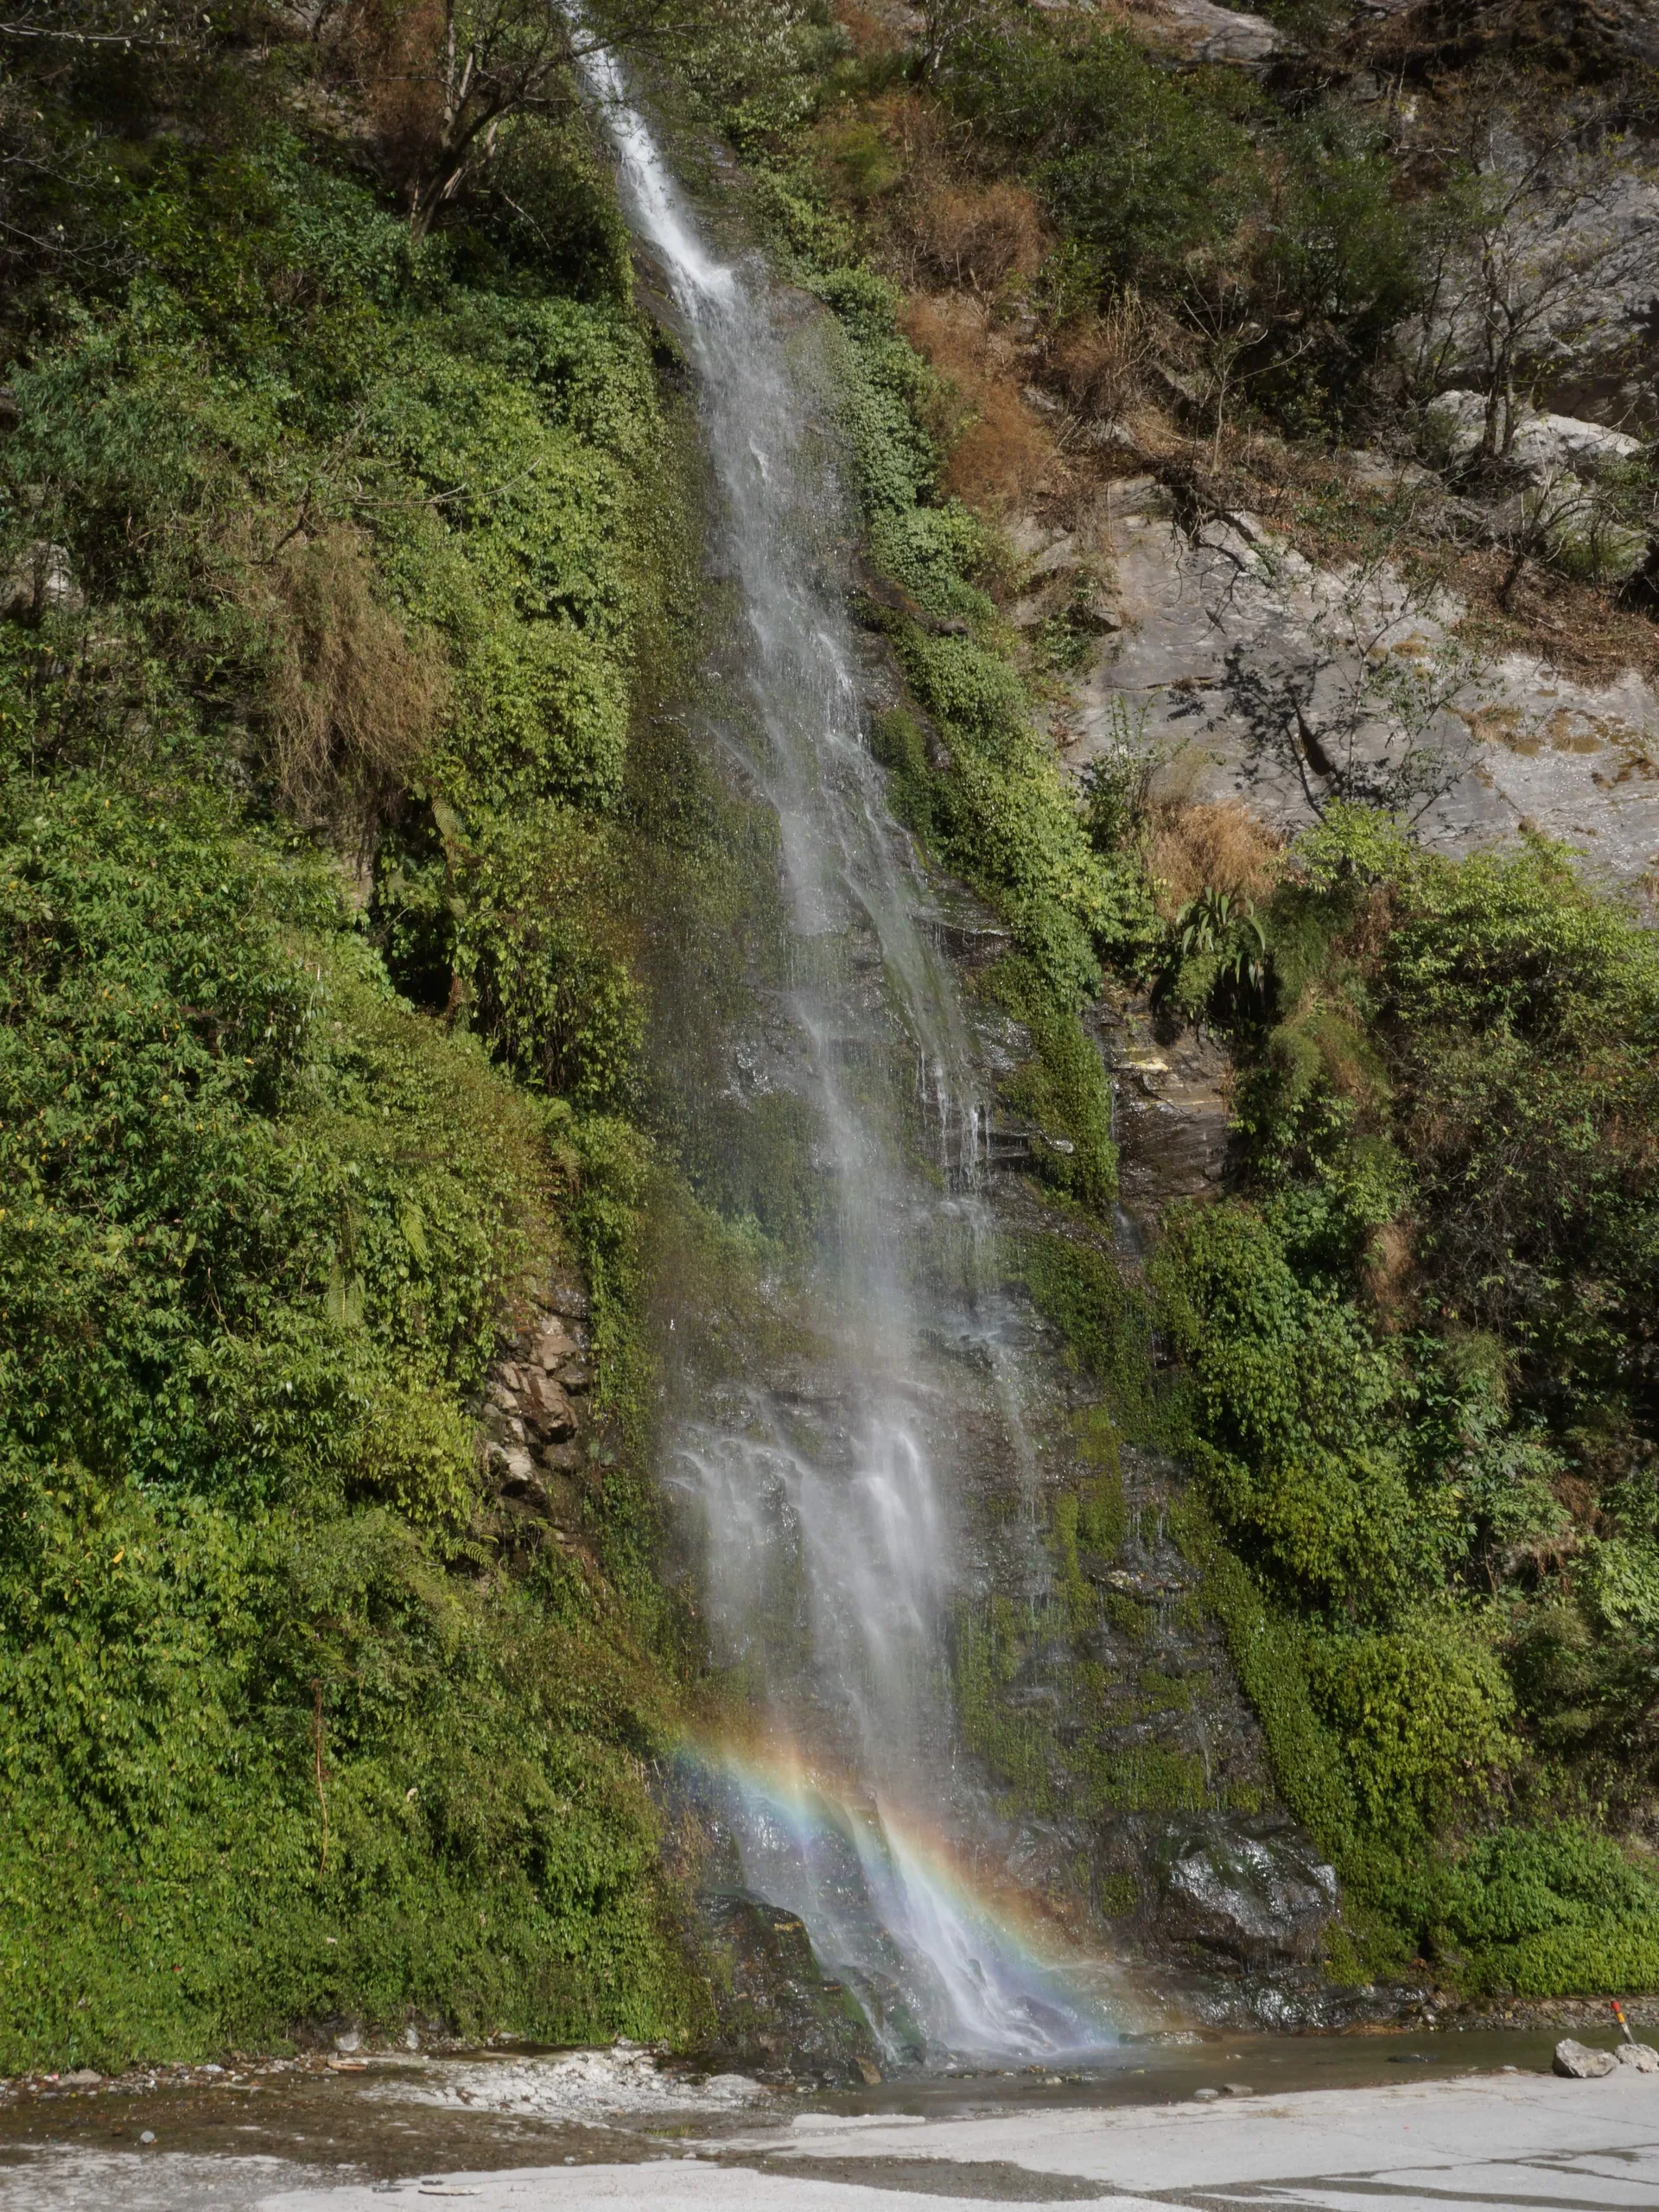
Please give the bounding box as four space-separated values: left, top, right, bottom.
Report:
589 60 1125 2065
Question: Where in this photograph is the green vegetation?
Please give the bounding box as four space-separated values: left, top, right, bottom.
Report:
0 0 713 2069
677 3 1659 1999
1144 814 1659 1986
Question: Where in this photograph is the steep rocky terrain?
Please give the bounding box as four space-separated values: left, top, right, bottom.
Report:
681 0 1659 2016
7 0 1659 2082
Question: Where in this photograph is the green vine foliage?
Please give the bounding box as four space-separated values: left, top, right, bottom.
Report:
0 29 706 2069
1144 807 1659 1986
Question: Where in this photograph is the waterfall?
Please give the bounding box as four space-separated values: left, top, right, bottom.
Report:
589 56 1120 2064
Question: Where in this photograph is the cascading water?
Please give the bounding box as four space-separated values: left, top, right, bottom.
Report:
590 60 1123 2064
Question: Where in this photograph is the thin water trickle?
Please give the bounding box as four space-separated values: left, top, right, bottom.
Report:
590 55 1118 2063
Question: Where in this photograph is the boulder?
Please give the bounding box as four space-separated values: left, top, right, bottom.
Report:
1427 390 1643 482
1139 0 1283 67
1152 1818 1339 1966
490 1443 537 1485
1616 2041 1659 2072
1522 412 1645 480
531 1319 577 1367
499 1465 554 1514
521 1370 576 1440
1554 2037 1618 2078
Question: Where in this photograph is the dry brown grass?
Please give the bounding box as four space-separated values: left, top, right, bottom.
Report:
1360 1218 1417 1329
906 177 1046 295
1452 546 1659 687
1052 290 1160 421
331 0 445 212
899 293 1063 514
251 528 447 840
836 0 906 57
1145 798 1282 918
830 92 1048 296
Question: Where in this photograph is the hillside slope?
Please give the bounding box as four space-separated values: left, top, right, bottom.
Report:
667 0 1659 1998
0 0 710 2069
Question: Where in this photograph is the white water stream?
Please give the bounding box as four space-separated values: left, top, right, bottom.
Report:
590 59 1116 2063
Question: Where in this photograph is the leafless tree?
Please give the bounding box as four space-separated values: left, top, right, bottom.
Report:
918 0 999 78
1408 118 1658 463
344 0 710 242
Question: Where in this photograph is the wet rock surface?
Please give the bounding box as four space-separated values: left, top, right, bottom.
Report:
1147 1819 1338 1966
683 1891 888 2086
4 2032 1629 2208
1090 997 1232 1241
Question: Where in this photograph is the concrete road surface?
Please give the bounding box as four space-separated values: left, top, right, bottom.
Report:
3 2069 1657 2209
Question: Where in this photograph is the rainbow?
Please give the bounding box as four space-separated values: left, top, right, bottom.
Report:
676 1726 1141 2058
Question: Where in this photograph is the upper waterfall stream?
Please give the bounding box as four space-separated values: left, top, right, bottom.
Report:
593 63 1122 2064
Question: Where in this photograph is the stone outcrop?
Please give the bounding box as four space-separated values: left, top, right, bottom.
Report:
478 1274 597 1547
1128 0 1285 65
1149 1819 1339 1966
1426 391 1645 482
684 1890 890 2084
1090 995 1231 1242
1015 474 1659 893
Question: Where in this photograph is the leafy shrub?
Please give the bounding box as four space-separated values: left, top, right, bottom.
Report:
1303 1615 1517 1832
1381 843 1659 1411
0 772 542 1507
0 1454 695 2070
1153 1204 1426 1613
1434 1822 1658 1948
1580 1538 1659 1636
1172 1499 1359 1853
867 500 996 620
1415 1823 1659 1993
936 23 1253 293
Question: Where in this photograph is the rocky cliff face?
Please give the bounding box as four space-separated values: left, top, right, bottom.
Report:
1007 469 1659 893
